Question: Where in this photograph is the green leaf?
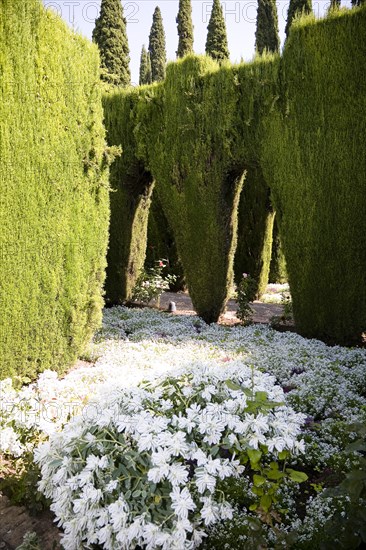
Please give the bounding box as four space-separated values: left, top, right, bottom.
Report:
287 469 308 483
267 469 285 480
278 450 289 460
255 391 268 402
249 503 258 511
253 474 266 486
225 380 242 391
251 486 264 496
260 494 272 512
248 449 262 467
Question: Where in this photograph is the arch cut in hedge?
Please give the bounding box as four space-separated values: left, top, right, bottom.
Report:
234 165 275 297
103 86 155 305
134 55 279 323
262 7 366 344
0 0 110 380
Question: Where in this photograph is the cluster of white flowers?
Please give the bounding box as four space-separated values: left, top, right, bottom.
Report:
35 362 306 549
1 305 365 548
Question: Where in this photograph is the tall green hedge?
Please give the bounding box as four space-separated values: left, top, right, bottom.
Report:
103 87 155 305
0 0 110 379
269 217 287 284
233 57 279 297
135 57 243 322
135 55 278 323
262 7 366 344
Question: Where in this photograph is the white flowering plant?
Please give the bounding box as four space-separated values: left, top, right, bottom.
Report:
1 306 366 548
35 363 306 550
131 259 177 306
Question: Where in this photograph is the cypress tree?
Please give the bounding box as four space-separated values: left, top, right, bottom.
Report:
205 0 230 62
176 0 194 58
255 0 280 54
329 0 341 9
149 7 167 82
92 0 130 87
139 45 152 85
285 0 312 38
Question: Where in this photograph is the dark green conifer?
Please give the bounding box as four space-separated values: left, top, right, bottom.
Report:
255 0 280 54
92 0 130 87
205 0 229 62
148 7 167 82
285 0 312 38
351 0 365 6
329 0 341 9
176 0 194 58
139 45 152 85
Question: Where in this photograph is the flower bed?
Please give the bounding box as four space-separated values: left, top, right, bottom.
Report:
1 307 366 548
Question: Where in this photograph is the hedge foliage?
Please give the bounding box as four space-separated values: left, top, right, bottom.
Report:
0 0 110 379
104 6 365 344
103 86 155 305
134 55 279 322
269 217 287 284
262 7 366 344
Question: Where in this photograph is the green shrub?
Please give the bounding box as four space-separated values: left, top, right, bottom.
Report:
102 86 155 305
135 55 279 323
262 7 366 344
0 0 110 379
269 216 287 284
135 56 244 322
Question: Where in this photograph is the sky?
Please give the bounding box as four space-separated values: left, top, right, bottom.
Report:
42 0 350 84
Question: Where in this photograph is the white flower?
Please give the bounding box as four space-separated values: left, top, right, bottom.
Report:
219 502 234 520
200 496 219 525
108 498 129 531
267 436 286 453
167 463 189 485
195 469 216 494
0 427 24 457
105 480 118 493
127 516 145 542
248 432 266 449
151 447 172 466
192 448 208 466
170 487 196 519
201 385 216 401
181 386 194 397
168 431 190 457
148 464 169 483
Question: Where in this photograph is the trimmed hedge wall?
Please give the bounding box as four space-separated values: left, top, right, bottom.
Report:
136 57 245 323
135 55 279 323
269 217 287 284
103 87 155 305
0 0 110 379
262 7 366 344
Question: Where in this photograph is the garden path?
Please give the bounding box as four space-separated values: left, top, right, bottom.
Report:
159 291 283 325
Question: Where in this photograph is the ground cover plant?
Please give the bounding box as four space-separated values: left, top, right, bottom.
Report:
1 307 365 548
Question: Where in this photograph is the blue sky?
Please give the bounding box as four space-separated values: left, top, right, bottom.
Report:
43 0 349 84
